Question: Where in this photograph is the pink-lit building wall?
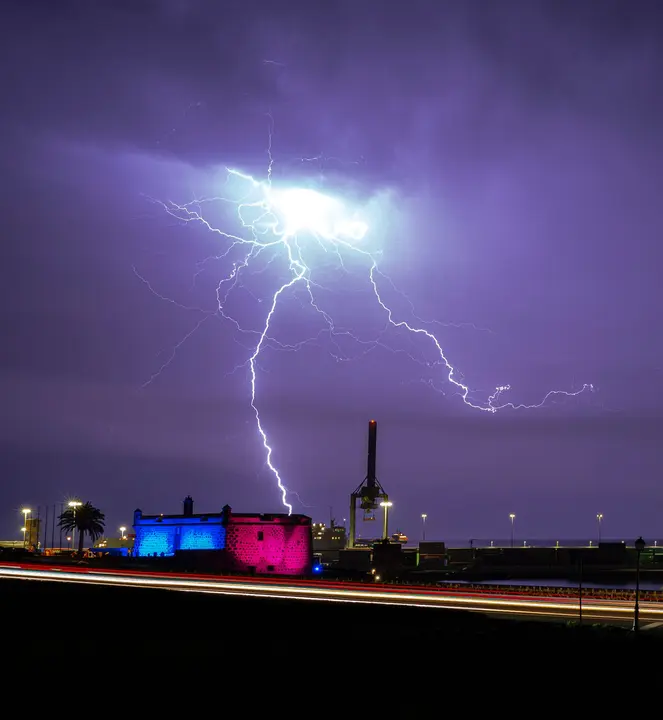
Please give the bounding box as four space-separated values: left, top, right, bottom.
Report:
224 510 312 575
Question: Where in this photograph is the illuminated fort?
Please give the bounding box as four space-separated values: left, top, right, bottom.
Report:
133 497 312 575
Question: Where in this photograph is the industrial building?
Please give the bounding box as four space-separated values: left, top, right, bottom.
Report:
133 497 313 575
312 519 347 563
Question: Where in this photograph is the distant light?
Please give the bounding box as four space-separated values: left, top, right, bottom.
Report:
380 501 393 508
21 508 31 515
68 500 82 508
312 564 323 573
20 527 26 533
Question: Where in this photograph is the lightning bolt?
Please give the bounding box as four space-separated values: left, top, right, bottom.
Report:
141 143 592 514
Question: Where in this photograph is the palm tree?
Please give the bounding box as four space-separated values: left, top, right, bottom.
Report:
58 502 105 554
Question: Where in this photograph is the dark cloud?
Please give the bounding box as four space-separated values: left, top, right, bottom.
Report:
3 1 662 168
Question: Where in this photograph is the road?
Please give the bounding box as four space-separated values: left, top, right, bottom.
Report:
1 562 661 627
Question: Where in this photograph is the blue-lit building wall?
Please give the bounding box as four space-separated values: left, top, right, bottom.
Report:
133 510 226 557
179 525 225 551
133 525 177 556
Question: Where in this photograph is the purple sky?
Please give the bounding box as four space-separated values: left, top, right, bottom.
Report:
2 0 663 543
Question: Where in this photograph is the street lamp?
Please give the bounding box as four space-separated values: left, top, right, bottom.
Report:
421 513 427 542
119 526 127 540
66 536 72 550
596 513 603 544
633 536 646 633
509 513 516 548
68 500 82 553
21 508 31 547
379 501 392 540
20 527 27 544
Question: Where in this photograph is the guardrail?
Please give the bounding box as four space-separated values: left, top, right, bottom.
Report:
433 581 663 602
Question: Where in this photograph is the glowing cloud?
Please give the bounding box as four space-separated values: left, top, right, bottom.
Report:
267 186 368 241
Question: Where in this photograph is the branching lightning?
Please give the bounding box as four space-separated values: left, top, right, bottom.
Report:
141 141 592 514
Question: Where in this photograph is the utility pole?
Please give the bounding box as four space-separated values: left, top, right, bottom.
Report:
43 506 49 552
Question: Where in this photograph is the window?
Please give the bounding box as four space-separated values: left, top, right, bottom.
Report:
257 531 264 541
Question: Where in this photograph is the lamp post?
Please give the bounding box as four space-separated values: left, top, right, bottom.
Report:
509 513 516 548
596 513 603 544
578 555 584 625
68 500 82 553
380 501 392 540
67 536 71 550
421 513 427 542
21 509 31 548
633 536 645 634
119 526 127 541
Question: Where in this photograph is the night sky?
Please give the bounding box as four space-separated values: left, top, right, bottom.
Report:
2 0 663 543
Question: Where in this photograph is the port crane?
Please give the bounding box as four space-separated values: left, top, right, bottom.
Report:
348 420 390 548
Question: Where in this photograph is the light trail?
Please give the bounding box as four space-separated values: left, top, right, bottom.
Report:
142 139 593 512
1 565 655 624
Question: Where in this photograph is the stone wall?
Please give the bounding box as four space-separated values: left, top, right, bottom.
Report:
225 520 311 574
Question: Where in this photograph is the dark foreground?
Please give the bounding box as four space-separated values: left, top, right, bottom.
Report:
4 578 661 695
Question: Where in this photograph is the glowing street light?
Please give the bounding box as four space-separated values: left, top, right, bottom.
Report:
21 509 31 548
20 526 27 544
596 513 603 544
509 513 516 548
119 526 127 540
380 501 393 540
68 500 82 553
421 513 427 542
